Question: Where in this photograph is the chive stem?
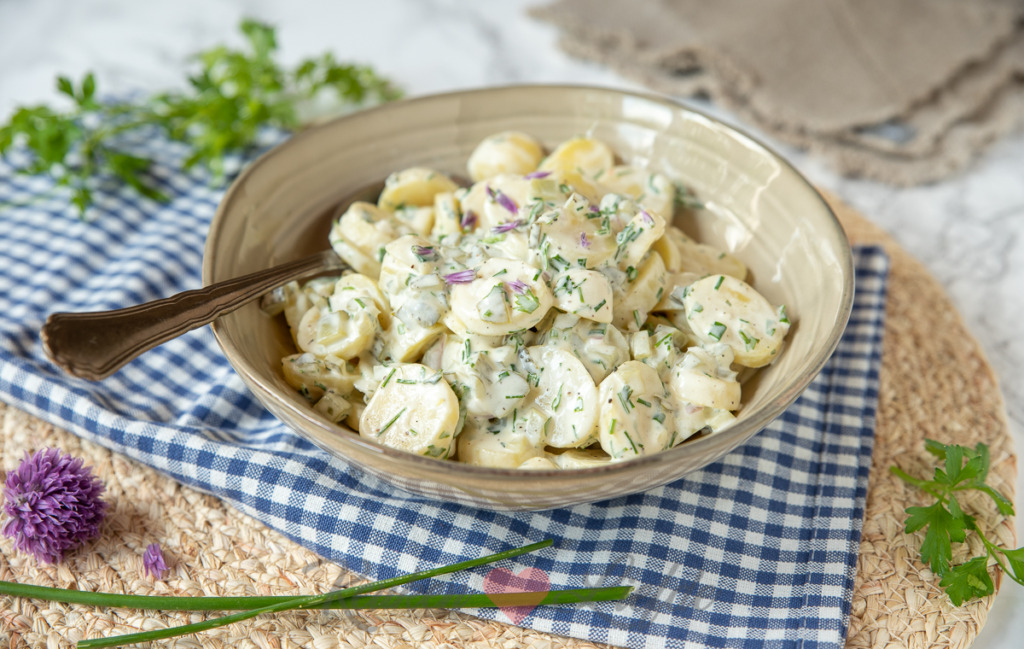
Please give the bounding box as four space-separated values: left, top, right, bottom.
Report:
0 580 630 612
77 540 554 648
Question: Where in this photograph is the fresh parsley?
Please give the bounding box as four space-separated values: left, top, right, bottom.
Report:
0 19 401 217
891 439 1024 605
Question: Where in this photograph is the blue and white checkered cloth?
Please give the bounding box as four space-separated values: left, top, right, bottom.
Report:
0 130 888 649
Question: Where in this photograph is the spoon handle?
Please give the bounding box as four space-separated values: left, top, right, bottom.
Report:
41 250 346 381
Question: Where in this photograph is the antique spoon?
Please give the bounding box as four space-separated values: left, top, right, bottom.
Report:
40 250 349 381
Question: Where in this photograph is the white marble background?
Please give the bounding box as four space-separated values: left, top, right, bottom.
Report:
1 0 1021 646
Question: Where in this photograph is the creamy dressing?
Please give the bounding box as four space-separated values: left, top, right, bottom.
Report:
270 131 792 466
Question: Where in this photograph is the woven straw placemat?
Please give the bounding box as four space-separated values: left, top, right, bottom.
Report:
0 193 1016 649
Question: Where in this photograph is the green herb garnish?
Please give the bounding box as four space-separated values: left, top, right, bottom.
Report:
708 322 727 341
891 439 1024 606
0 19 401 217
48 539 631 648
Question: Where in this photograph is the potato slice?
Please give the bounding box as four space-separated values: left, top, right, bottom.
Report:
653 226 746 280
329 201 404 278
681 274 790 368
538 136 615 181
446 258 552 336
598 164 676 221
378 167 459 211
597 361 676 461
281 352 359 401
467 131 545 182
457 409 547 468
359 363 459 459
551 268 613 323
610 252 666 332
668 345 741 411
526 346 599 448
295 302 376 361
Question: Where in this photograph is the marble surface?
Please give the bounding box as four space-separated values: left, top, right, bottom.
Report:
1 1 1021 646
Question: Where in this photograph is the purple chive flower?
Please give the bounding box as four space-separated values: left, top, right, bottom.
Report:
640 210 654 225
143 542 168 579
492 219 522 234
580 232 591 249
1 448 107 564
412 245 437 261
506 279 528 294
444 269 476 284
487 185 518 214
460 210 478 230
524 170 551 179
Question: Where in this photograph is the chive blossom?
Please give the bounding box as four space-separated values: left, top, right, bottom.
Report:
443 269 476 284
492 219 522 234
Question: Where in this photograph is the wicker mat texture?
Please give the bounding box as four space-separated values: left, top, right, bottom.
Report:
0 192 1016 648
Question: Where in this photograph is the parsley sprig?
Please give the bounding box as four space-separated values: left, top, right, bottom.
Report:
0 19 401 217
891 439 1024 605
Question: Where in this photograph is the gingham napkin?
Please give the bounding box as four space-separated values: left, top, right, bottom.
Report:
0 130 888 649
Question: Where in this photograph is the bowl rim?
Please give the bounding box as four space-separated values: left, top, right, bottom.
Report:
205 82 855 482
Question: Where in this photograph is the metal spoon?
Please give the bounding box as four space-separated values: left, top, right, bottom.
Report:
40 250 349 381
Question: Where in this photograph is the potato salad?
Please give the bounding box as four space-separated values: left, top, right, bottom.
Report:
266 131 791 469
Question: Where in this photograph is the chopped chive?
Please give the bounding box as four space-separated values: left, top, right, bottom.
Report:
708 322 727 341
636 398 652 408
618 385 634 412
738 330 759 350
713 276 724 290
623 430 640 455
377 407 407 436
779 305 790 325
381 368 396 388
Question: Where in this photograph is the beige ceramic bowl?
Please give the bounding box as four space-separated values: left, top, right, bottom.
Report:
205 85 853 511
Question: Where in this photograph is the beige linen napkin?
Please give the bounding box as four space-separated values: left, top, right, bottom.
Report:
532 0 1024 184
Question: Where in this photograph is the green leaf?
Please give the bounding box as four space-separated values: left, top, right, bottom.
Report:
999 547 1024 586
939 556 993 606
81 72 96 104
937 444 964 485
240 18 277 59
56 75 75 98
976 485 1015 517
923 438 950 460
905 501 966 576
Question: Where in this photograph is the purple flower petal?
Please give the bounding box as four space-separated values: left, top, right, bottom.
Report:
506 279 528 294
412 245 438 261
460 210 478 230
1 448 107 564
443 269 476 284
640 210 654 225
525 170 551 179
492 219 522 234
487 185 518 214
143 542 168 579
580 232 591 249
